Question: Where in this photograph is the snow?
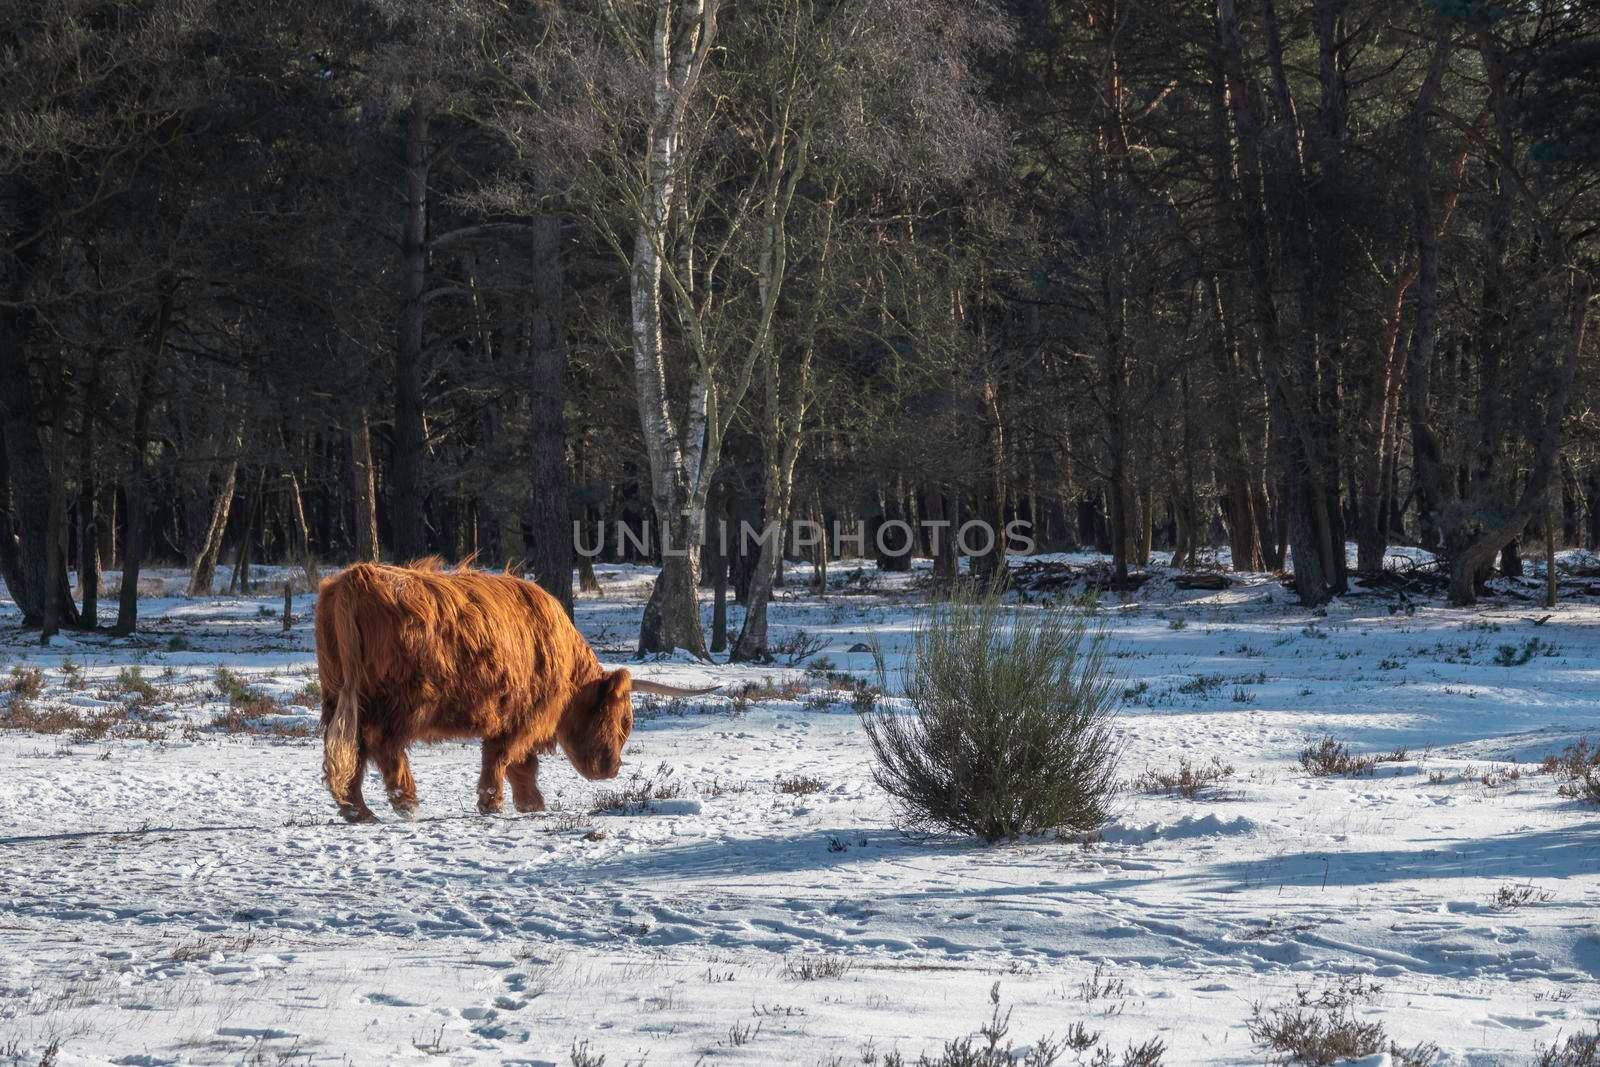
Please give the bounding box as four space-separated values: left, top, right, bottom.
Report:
2 555 1599 1064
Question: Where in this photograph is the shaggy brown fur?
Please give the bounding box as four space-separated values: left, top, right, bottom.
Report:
316 559 633 822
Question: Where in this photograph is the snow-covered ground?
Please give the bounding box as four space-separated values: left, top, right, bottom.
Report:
2 554 1599 1065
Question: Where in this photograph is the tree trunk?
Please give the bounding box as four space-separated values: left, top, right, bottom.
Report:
1137 485 1154 566
0 175 49 623
811 498 827 595
639 511 705 654
114 363 160 635
1447 272 1590 605
41 384 68 641
188 433 240 596
1204 72 1264 575
710 528 728 654
525 214 574 614
285 470 318 590
0 435 24 611
732 342 811 662
629 0 721 659
1546 500 1557 610
1587 472 1600 550
1105 397 1130 583
97 481 117 570
229 479 263 596
77 363 101 628
1356 269 1414 573
1216 0 1334 604
349 407 380 563
1171 364 1200 571
391 99 431 562
1404 25 1455 557
577 503 602 593
920 488 946 578
0 325 51 625
969 378 1008 586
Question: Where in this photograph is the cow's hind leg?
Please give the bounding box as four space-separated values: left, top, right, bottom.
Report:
371 736 418 819
478 738 511 814
508 753 545 814
328 736 377 824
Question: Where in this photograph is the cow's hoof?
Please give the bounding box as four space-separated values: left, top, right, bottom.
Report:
477 801 504 815
340 805 378 824
389 801 418 821
514 796 546 814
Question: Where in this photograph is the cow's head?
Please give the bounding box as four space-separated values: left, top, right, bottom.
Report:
560 669 634 780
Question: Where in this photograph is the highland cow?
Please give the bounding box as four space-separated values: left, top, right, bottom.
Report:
316 559 710 823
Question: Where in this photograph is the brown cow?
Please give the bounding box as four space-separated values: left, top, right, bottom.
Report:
316 559 710 822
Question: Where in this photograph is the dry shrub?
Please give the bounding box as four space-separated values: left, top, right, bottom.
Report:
850 682 882 714
1249 978 1437 1066
7 666 45 700
214 667 258 704
211 694 312 737
782 955 850 981
592 764 685 813
772 628 828 665
105 666 159 708
1133 756 1234 799
4 703 91 734
1491 882 1555 910
1542 739 1600 804
1542 739 1599 778
1538 1026 1600 1067
731 676 817 707
70 710 125 742
777 774 825 795
862 591 1119 842
1560 771 1600 804
0 696 132 741
876 981 1163 1067
1300 738 1406 778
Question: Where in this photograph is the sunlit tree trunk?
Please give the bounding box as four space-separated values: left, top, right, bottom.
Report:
631 0 720 658
188 414 242 595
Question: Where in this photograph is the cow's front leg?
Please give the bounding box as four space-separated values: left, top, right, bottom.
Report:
507 753 545 813
478 738 511 814
372 739 418 819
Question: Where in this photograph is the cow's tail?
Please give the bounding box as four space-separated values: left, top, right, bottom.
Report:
319 572 368 804
323 687 361 799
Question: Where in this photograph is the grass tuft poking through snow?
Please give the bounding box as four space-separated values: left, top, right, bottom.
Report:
1248 977 1438 1066
1133 756 1235 799
569 1038 605 1066
591 763 687 813
870 982 1167 1067
1491 882 1556 910
782 954 851 981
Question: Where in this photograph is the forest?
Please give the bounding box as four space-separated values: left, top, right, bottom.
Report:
1 0 1597 656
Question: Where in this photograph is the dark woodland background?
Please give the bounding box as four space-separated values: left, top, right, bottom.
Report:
0 0 1596 658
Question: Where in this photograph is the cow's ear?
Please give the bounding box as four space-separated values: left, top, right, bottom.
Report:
605 668 632 699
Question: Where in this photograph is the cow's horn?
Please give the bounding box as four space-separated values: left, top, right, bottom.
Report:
631 679 722 697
